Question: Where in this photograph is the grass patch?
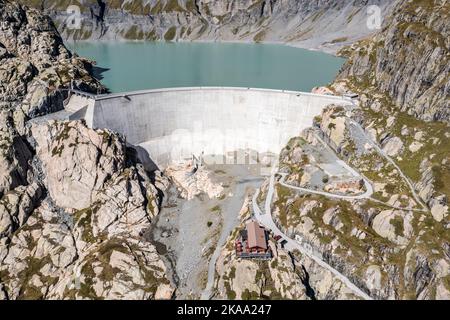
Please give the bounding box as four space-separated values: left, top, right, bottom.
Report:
164 27 177 41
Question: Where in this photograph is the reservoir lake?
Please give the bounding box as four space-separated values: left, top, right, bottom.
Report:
68 42 345 93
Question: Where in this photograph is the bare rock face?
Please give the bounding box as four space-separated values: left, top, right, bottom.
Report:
84 163 162 243
0 110 32 198
1 201 79 299
20 0 395 53
0 181 43 239
318 105 349 150
415 159 449 223
165 161 224 200
430 202 448 223
403 246 450 300
381 136 404 157
1 201 173 300
409 141 424 153
31 121 126 210
371 210 409 246
294 251 361 300
339 0 449 122
1 121 175 300
0 0 104 117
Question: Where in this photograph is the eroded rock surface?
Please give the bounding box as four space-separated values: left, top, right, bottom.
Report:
1 121 174 300
339 0 449 122
166 161 224 200
20 0 395 54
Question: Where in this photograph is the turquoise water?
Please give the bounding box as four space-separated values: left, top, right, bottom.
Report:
68 42 345 93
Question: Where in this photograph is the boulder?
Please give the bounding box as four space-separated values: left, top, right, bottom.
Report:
320 106 348 149
322 207 344 231
382 136 404 157
409 141 424 153
430 203 449 222
372 210 408 246
165 161 224 200
365 265 382 292
312 86 333 95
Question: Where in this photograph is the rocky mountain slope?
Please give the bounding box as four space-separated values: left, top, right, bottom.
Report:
21 0 395 53
1 120 174 299
0 0 174 299
270 119 448 299
0 0 104 125
211 0 449 300
213 196 361 300
335 0 449 213
338 0 449 122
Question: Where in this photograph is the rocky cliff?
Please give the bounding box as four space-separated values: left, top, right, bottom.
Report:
1 120 174 299
0 0 174 299
333 0 449 224
20 0 395 53
268 120 449 299
339 0 449 122
0 0 105 125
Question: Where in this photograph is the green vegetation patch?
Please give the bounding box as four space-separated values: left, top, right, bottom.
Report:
164 26 177 41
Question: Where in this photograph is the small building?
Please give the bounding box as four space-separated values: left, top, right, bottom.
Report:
247 221 268 252
235 220 272 260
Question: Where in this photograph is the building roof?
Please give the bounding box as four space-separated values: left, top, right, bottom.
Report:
246 220 267 250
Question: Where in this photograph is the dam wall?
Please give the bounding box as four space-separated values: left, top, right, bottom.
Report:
80 87 352 168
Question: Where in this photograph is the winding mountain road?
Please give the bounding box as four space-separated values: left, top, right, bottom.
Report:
201 113 426 300
312 126 427 212
253 167 373 300
251 117 430 300
348 120 428 211
279 172 374 200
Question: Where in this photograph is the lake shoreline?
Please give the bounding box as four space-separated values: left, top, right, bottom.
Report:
65 38 347 57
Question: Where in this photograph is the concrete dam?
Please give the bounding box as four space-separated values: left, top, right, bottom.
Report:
65 87 353 169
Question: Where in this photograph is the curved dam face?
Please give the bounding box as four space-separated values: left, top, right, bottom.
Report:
72 87 352 169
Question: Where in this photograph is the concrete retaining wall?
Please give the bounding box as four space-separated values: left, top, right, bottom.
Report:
84 87 351 168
